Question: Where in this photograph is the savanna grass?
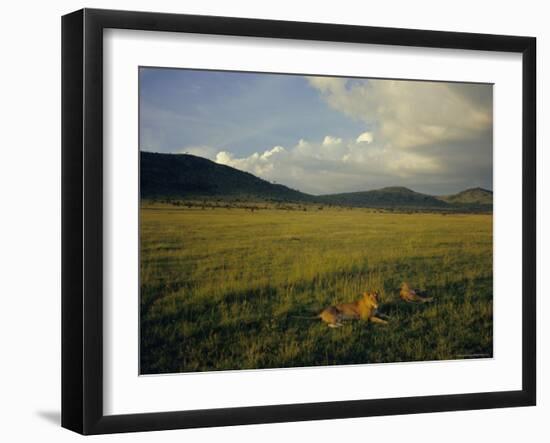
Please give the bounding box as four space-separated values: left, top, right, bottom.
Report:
140 203 492 374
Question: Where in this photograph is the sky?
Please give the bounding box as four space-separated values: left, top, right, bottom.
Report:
139 67 493 196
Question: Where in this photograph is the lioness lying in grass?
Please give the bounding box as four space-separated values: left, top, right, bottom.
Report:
399 282 433 303
319 291 388 328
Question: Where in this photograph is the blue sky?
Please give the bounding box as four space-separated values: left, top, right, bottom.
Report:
139 68 365 156
139 67 493 195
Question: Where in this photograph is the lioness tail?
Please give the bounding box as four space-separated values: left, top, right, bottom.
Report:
291 315 321 320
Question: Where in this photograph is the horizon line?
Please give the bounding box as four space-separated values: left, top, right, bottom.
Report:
140 149 494 197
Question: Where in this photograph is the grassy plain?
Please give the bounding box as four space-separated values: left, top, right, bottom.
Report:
140 203 493 374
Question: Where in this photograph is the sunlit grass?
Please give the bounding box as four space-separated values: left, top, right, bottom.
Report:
140 203 492 374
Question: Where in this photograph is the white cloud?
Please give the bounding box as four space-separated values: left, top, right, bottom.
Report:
322 135 342 145
215 151 234 164
216 146 287 177
307 77 492 151
356 131 373 144
213 132 446 195
262 145 285 158
187 78 492 195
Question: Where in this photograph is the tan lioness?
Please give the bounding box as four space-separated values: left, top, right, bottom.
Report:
319 291 388 328
400 282 433 303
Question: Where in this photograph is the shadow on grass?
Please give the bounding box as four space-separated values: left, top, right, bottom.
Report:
140 270 492 374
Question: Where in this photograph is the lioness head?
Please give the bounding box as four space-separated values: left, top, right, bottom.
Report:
362 291 380 309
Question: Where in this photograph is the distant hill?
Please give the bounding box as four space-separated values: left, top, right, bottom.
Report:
140 152 311 201
437 187 493 206
317 186 449 209
141 152 492 212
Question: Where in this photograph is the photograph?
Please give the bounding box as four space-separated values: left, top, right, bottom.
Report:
139 67 494 374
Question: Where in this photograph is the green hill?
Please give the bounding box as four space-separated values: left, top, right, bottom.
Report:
140 152 311 201
140 152 491 212
438 187 493 206
318 186 449 209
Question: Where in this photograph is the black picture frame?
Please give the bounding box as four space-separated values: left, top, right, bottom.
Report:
61 8 536 435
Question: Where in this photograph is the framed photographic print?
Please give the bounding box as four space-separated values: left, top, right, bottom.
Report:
61 8 536 435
